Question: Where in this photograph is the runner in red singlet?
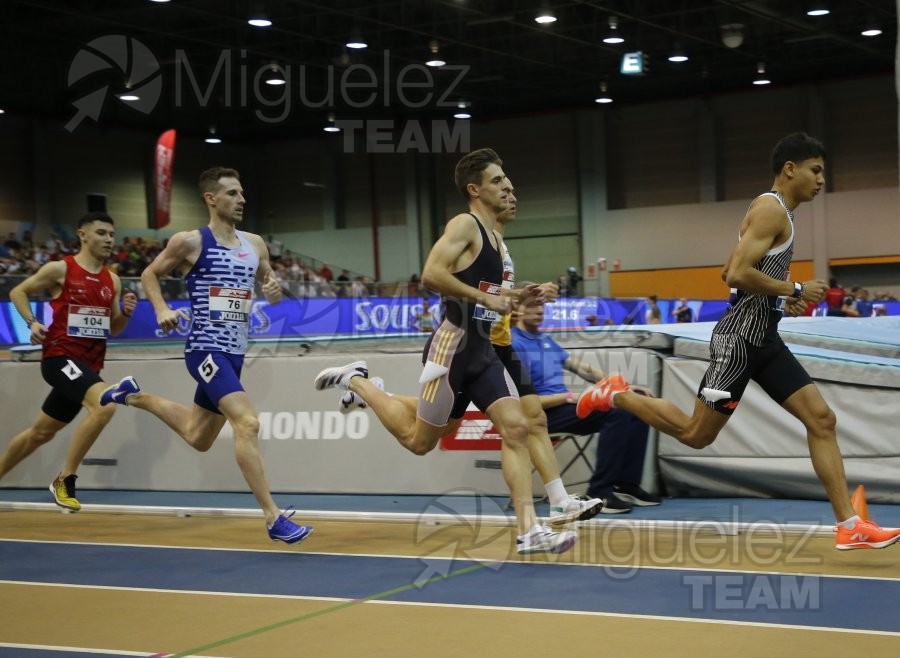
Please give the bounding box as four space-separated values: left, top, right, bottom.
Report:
0 212 136 510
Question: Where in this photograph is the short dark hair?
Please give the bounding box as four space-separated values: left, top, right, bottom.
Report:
454 148 502 200
771 133 826 174
77 211 114 229
199 166 240 199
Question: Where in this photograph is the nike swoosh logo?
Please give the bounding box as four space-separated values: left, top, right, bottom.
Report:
237 252 250 258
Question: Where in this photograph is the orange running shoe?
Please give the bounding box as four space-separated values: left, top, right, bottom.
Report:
575 374 628 418
835 518 900 550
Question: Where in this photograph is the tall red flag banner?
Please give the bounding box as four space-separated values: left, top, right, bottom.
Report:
154 129 176 229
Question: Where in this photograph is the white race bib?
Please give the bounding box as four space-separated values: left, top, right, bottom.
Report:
208 287 252 323
67 305 110 338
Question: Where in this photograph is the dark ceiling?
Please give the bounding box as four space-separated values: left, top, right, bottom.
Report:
1 0 896 142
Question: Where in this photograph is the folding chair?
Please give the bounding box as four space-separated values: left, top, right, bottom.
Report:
549 431 597 491
517 432 598 506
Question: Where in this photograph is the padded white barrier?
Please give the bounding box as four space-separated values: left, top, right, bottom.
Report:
655 318 900 504
0 343 661 495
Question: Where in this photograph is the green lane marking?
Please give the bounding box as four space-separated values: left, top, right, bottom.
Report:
167 560 497 658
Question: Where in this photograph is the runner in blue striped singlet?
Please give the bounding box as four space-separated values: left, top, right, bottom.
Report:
101 166 312 544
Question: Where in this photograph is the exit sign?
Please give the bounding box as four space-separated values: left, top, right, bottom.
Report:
621 51 646 75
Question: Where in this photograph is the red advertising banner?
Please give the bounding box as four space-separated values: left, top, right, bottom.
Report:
154 129 176 229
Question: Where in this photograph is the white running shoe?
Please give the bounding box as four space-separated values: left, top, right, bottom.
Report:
339 377 383 414
314 360 368 391
516 524 578 555
548 494 605 527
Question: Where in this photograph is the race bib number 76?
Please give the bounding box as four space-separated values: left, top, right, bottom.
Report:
209 287 252 323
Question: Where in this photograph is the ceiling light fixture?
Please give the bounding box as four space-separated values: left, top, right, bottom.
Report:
535 5 556 24
668 46 688 63
454 101 471 119
594 81 613 104
861 27 882 37
806 6 830 16
324 112 340 133
205 128 222 144
425 40 446 67
720 23 744 48
264 64 286 86
753 62 771 85
247 8 272 28
345 28 368 49
118 82 140 101
602 16 624 44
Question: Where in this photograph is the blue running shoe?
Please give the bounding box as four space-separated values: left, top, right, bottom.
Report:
268 507 313 544
100 376 141 406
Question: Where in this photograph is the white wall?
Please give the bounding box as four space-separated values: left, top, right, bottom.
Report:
0 75 896 282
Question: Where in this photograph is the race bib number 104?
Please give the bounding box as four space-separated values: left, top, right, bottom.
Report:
67 305 111 338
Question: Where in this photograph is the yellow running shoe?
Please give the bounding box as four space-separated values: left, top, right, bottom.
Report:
49 474 81 511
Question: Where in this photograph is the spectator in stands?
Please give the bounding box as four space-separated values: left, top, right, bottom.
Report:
852 287 873 317
511 299 660 513
561 266 581 296
644 295 662 324
408 273 422 297
840 288 860 317
825 277 845 316
272 262 291 294
4 232 21 252
413 298 436 332
874 304 887 316
350 276 369 297
265 235 283 261
31 245 49 266
672 298 693 323
335 269 350 297
44 233 64 258
318 263 333 282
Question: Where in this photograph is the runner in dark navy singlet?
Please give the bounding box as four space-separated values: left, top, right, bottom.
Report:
315 149 577 554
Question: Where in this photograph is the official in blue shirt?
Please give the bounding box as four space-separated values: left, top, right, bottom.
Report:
511 303 660 512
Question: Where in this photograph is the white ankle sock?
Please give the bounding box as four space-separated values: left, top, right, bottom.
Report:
545 478 568 508
838 514 860 529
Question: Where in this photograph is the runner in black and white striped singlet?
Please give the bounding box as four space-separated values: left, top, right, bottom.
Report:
713 191 796 347
698 190 811 415
581 133 900 549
